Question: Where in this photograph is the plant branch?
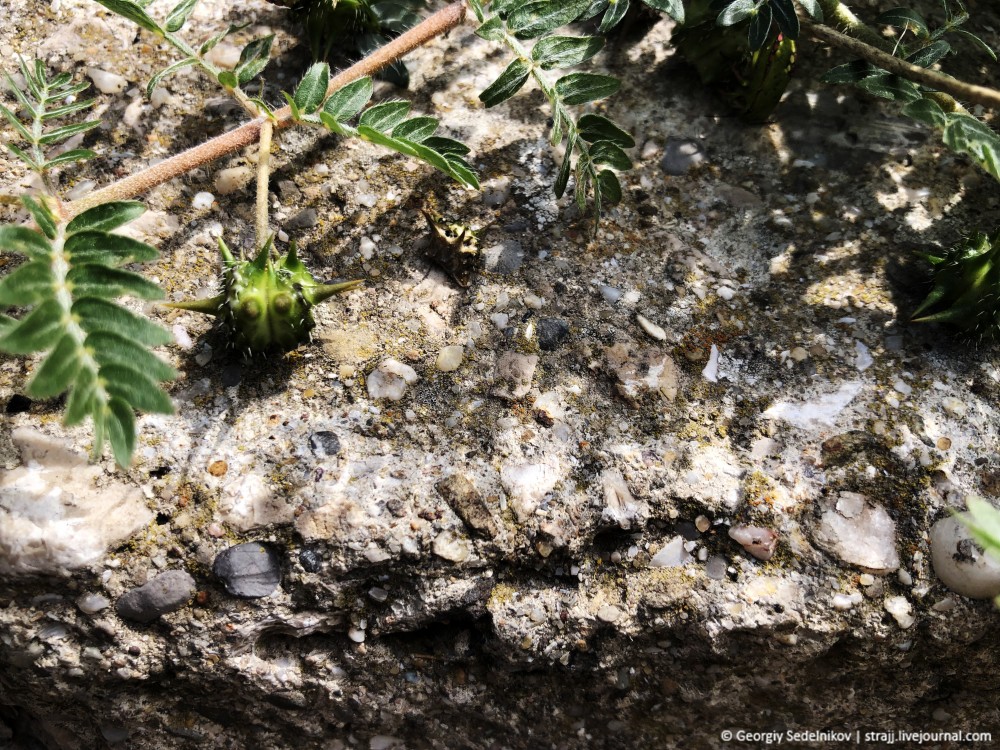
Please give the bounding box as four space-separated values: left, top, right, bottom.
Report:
255 119 273 249
65 1 467 219
806 19 1000 111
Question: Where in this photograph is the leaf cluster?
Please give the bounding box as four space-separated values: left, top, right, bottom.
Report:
0 198 175 467
285 64 479 189
820 2 999 185
710 0 822 50
0 58 99 177
467 0 658 223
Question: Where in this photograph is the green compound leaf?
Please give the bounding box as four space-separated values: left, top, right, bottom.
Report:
199 22 250 55
507 0 593 40
476 17 506 42
0 225 52 259
855 73 922 103
164 0 199 32
359 100 411 132
392 116 438 143
74 297 173 346
106 397 138 468
93 0 165 35
22 196 58 240
877 7 929 37
641 0 683 23
101 363 174 413
0 261 56 307
147 57 198 98
589 140 632 170
64 366 97 427
67 265 165 300
531 35 605 70
292 62 330 115
907 40 951 68
65 231 159 265
423 136 470 156
595 168 622 204
37 120 100 146
943 113 1000 183
41 98 98 121
490 0 533 18
554 136 575 198
27 333 82 398
43 149 98 169
0 298 65 354
67 201 146 234
554 73 620 105
599 0 629 32
480 58 532 107
577 114 635 148
747 5 773 50
323 77 374 122
235 34 274 85
952 29 997 62
717 0 755 26
902 97 947 129
89 330 177 382
770 0 799 40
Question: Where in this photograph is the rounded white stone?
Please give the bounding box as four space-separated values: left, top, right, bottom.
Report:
87 67 127 94
436 345 464 372
930 513 1000 599
214 166 253 195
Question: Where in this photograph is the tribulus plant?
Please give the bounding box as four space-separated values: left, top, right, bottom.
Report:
911 231 1000 342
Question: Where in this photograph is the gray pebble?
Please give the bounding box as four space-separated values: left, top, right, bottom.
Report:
309 430 341 459
298 547 323 573
221 363 242 387
213 543 282 598
285 208 318 231
484 240 525 274
537 318 570 351
660 138 706 176
116 569 196 623
705 555 728 580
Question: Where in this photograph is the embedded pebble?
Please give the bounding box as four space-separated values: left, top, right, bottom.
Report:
701 344 720 382
87 67 127 94
483 240 524 274
490 312 509 329
347 626 366 643
705 555 727 580
717 286 735 301
116 570 196 623
359 236 377 258
537 318 570 351
436 345 464 372
76 592 110 615
432 530 472 563
597 605 622 623
649 536 693 567
599 285 623 304
660 138 706 175
728 525 779 561
929 513 1000 599
494 352 538 399
298 548 323 573
215 166 253 195
285 208 318 230
192 192 215 210
65 180 96 201
884 595 915 629
636 313 667 342
854 340 873 371
309 431 341 458
212 543 282 598
368 587 389 602
941 397 967 418
814 495 899 573
367 358 419 401
695 515 711 533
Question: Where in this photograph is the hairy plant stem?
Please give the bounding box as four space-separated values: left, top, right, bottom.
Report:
64 1 467 219
255 119 273 253
805 19 1000 111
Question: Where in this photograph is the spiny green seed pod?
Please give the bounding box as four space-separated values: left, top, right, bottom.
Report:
912 231 1000 342
167 236 362 354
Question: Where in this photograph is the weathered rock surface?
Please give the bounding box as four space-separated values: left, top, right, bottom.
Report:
3 1 1000 748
